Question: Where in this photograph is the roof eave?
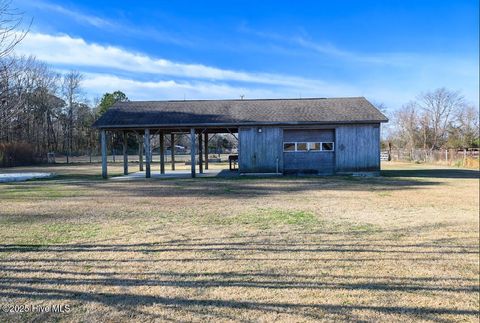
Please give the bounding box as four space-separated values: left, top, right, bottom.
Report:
92 119 388 129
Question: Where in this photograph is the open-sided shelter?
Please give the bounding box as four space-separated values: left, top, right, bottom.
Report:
93 97 388 178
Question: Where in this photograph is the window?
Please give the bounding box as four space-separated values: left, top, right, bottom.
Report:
322 142 334 151
296 142 308 151
283 141 334 152
309 142 321 151
283 142 296 152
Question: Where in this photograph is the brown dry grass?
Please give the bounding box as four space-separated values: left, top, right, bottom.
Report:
0 162 478 322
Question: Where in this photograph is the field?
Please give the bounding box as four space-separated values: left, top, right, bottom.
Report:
0 162 478 322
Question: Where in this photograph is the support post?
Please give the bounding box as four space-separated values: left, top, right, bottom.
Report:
122 131 128 175
199 132 203 174
170 133 175 170
144 129 151 178
204 132 209 170
101 129 107 179
159 131 165 174
138 135 144 171
190 128 196 178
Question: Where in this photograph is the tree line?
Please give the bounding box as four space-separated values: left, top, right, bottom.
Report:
0 53 239 166
385 88 479 153
0 54 130 165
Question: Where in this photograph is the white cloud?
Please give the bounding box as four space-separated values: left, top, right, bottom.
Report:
81 73 282 100
293 37 407 65
239 23 479 74
15 32 358 94
14 31 478 109
19 0 193 46
237 24 392 64
23 0 113 28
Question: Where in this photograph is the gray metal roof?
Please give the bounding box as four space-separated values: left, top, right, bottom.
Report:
93 97 388 129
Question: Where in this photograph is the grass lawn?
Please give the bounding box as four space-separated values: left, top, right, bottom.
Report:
0 162 478 322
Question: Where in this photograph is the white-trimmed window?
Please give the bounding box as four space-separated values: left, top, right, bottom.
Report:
283 141 335 152
322 142 334 151
283 142 296 151
309 142 321 151
296 142 308 151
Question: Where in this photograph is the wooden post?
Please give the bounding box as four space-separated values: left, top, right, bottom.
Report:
122 131 128 175
204 132 209 170
138 135 144 171
190 128 196 178
199 132 203 174
170 133 175 171
101 129 107 179
144 129 151 178
159 131 165 174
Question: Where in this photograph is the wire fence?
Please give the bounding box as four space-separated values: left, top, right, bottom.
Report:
382 148 479 168
49 153 236 164
49 148 480 163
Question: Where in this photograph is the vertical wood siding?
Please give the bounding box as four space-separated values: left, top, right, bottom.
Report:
335 124 380 172
238 124 381 174
239 126 282 173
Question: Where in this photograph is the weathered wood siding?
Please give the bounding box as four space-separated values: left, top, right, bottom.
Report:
335 124 380 172
283 129 335 174
239 126 282 173
283 129 334 142
239 124 381 174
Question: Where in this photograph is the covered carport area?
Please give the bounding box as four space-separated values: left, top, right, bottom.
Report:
98 126 238 179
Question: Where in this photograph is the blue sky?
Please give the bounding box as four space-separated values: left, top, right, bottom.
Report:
15 0 479 110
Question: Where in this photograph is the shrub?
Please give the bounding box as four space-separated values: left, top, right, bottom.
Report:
0 142 37 167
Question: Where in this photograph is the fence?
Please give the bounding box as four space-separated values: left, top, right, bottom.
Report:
382 148 479 168
45 146 238 164
30 149 480 164
49 152 234 164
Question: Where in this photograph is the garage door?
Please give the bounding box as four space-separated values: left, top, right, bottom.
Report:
283 129 335 175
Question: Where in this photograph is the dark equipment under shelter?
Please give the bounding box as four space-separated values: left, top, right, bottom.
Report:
92 97 388 178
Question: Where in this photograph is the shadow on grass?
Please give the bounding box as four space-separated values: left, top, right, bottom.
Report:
0 252 478 320
382 168 479 179
0 174 442 202
1 241 478 254
0 229 478 321
71 176 440 197
0 286 478 320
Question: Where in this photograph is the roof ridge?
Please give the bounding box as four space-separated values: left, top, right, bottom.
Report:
115 97 366 104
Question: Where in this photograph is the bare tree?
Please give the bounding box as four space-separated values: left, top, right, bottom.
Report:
417 88 465 151
29 62 62 154
0 55 28 141
454 104 480 148
62 70 83 163
393 101 420 152
0 0 30 59
372 101 393 145
0 55 66 163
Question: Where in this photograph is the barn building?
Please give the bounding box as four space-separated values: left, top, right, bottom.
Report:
93 97 388 178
